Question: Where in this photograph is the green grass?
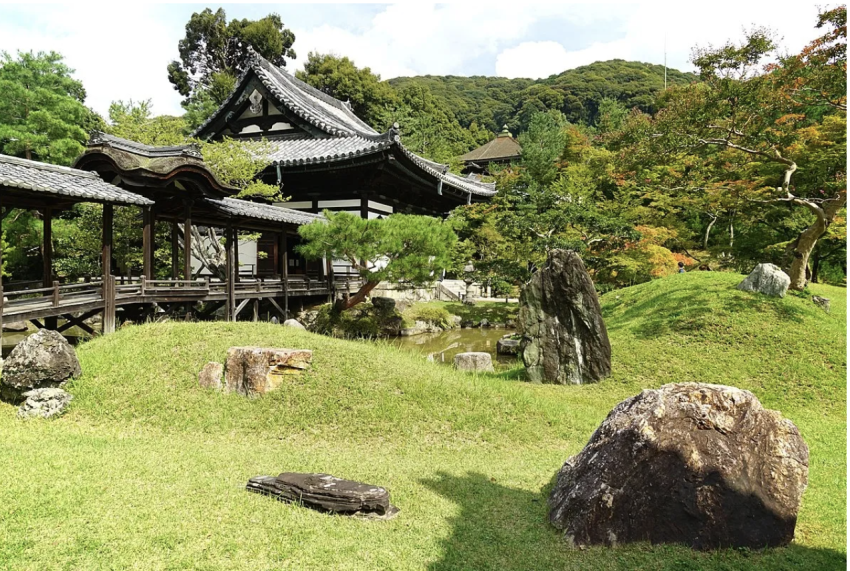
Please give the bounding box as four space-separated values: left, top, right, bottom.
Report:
0 272 844 570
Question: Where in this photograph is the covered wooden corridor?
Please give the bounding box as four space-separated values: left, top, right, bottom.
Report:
0 146 355 347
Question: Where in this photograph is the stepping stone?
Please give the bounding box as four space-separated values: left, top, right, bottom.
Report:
247 472 399 519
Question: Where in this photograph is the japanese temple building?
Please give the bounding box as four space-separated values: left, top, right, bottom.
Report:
193 47 497 218
459 125 522 175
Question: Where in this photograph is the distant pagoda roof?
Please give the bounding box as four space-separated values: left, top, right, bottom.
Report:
194 47 496 199
459 125 522 164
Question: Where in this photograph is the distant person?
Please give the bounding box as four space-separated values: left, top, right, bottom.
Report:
678 261 686 273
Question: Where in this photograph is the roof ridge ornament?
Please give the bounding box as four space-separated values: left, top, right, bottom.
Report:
389 122 401 142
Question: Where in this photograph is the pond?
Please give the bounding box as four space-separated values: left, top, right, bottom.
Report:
391 327 520 370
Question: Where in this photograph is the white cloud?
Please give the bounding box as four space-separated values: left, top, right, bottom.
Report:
0 2 831 119
0 5 185 117
496 2 824 79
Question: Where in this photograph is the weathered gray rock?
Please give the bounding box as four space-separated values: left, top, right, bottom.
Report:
453 352 495 373
812 296 831 313
2 321 28 332
224 347 312 397
496 337 520 355
283 319 306 330
1 329 81 402
519 250 611 385
247 472 399 519
17 387 73 419
198 362 223 390
371 297 396 312
479 319 490 328
549 383 809 550
737 263 791 298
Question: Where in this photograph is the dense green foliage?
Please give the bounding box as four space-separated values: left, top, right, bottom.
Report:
0 51 101 164
390 60 696 134
298 212 457 308
0 273 844 568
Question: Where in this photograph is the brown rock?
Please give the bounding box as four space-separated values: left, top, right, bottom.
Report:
247 472 399 518
198 362 223 390
519 249 610 384
224 347 312 397
548 383 809 550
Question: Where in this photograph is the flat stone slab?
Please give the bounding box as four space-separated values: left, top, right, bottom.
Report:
283 319 306 329
247 472 399 519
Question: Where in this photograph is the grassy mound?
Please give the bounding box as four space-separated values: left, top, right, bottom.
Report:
0 272 844 570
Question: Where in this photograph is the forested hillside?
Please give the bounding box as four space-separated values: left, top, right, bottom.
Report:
389 60 696 133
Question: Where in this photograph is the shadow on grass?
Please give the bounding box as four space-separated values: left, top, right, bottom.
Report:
604 287 812 340
421 472 846 571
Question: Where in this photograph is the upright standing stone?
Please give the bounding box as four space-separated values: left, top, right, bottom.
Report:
548 383 809 550
518 250 611 384
736 263 791 298
224 347 312 397
198 362 224 390
1 329 81 402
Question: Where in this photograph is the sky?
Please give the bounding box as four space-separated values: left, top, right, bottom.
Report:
0 2 829 119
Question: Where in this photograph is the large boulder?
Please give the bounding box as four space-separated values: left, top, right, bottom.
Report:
224 347 312 397
247 472 399 519
737 263 791 298
17 388 73 419
453 352 495 373
549 383 809 550
519 250 611 384
1 329 81 402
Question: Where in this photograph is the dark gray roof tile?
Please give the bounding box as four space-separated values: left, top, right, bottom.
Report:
0 154 153 206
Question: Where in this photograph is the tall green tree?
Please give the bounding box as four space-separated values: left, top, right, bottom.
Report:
168 8 297 124
0 50 101 165
624 10 846 289
297 212 457 311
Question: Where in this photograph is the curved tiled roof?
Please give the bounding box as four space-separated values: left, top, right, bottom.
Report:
192 47 496 199
266 135 391 167
0 153 153 206
88 132 201 158
202 197 325 226
459 134 522 163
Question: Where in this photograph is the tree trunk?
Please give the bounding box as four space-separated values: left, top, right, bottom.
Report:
788 191 846 290
333 280 380 312
704 213 718 249
810 253 820 284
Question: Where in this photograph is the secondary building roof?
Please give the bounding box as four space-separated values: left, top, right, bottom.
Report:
460 125 522 164
0 153 153 207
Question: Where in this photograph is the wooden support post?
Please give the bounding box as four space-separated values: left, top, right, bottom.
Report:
43 207 58 330
252 298 259 322
103 275 116 334
142 206 154 279
171 221 179 279
102 204 114 333
326 258 333 303
0 199 4 350
183 201 193 281
233 229 240 283
43 207 53 288
281 232 289 319
225 224 235 322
